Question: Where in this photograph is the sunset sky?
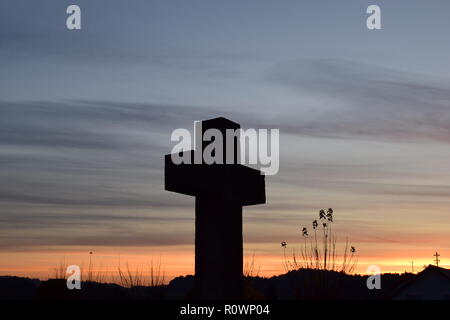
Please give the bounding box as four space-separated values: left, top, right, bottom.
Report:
1 1 450 282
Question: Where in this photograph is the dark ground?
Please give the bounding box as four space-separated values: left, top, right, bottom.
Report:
0 269 413 300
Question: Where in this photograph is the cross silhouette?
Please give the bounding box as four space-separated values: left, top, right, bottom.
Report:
433 252 440 267
165 117 266 299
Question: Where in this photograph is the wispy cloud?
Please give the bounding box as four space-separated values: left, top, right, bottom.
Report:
2 60 450 250
0 100 235 249
267 59 450 144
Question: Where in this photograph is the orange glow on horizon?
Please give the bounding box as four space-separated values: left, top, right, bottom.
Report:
1 245 449 284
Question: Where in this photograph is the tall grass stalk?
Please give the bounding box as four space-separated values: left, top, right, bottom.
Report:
244 253 260 278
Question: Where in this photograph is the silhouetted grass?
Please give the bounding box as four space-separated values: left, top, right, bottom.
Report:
281 208 358 299
51 254 166 288
116 258 165 288
282 208 357 274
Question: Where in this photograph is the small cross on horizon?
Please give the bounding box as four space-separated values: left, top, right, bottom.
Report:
433 252 440 267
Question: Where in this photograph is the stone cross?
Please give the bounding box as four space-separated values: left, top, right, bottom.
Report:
165 117 266 299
